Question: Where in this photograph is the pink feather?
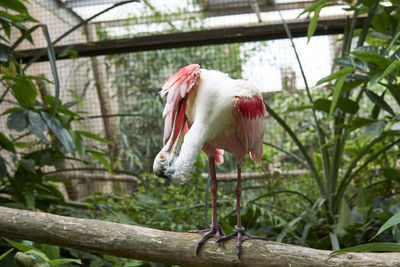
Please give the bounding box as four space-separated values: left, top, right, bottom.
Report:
161 64 201 145
233 95 265 164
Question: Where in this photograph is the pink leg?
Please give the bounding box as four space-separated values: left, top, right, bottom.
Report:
217 161 268 259
189 156 225 255
210 156 218 227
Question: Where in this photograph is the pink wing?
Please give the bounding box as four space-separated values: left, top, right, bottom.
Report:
233 95 265 164
161 64 201 145
161 64 224 164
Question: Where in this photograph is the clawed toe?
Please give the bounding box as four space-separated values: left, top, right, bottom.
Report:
189 224 225 254
217 225 267 259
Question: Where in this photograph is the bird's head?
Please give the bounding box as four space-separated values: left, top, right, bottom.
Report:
153 150 176 179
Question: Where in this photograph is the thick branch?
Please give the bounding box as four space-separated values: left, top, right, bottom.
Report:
0 206 399 266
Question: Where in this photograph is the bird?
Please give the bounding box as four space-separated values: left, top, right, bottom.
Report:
153 64 267 258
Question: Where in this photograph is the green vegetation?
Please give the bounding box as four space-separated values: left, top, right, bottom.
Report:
0 0 400 266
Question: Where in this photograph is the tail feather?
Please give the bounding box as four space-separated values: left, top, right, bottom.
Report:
214 149 224 164
233 95 265 164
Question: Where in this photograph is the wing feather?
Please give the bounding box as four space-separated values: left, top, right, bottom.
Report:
161 64 201 145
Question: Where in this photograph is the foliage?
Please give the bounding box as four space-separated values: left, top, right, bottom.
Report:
263 0 400 250
2 238 80 267
0 0 133 265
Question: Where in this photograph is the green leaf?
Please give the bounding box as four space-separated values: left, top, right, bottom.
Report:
43 96 81 117
0 0 29 14
314 98 330 113
360 0 377 7
41 24 60 115
334 56 368 72
298 0 332 17
329 232 340 251
386 83 400 107
20 158 35 173
384 28 400 55
276 212 305 242
89 151 112 174
330 75 346 115
349 117 376 127
43 95 60 106
382 168 400 180
44 176 71 184
0 20 11 41
314 97 359 114
284 103 313 113
342 79 365 95
0 248 14 261
0 43 9 62
351 51 392 69
0 156 7 179
28 110 48 143
49 258 82 267
307 5 322 42
1 107 20 116
40 244 59 260
40 112 75 154
11 78 38 108
76 130 113 145
331 242 400 255
356 188 373 219
373 212 400 240
25 249 50 262
365 89 395 116
364 120 387 137
336 200 355 237
338 98 359 114
7 109 27 132
356 188 373 209
316 67 354 86
369 60 400 87
371 91 386 119
3 238 35 252
72 132 85 160
0 132 15 152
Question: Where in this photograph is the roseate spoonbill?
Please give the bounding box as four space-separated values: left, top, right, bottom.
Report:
153 64 266 258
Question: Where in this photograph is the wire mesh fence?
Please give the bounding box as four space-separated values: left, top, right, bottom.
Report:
1 0 351 200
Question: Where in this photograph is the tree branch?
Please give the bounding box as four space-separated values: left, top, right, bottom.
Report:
0 206 399 266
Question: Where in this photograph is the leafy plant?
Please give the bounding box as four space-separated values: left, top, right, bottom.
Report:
0 0 138 265
2 238 80 267
263 0 400 249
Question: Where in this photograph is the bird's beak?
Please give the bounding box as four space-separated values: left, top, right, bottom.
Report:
153 107 186 179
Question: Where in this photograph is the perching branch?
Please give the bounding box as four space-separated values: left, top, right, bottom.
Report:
1 206 400 266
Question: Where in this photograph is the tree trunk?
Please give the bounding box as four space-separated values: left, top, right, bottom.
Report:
84 24 124 192
0 206 399 266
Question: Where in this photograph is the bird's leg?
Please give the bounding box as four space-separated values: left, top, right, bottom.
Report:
217 162 268 259
189 156 225 255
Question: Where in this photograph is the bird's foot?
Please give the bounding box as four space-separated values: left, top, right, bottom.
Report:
217 225 268 259
188 224 225 255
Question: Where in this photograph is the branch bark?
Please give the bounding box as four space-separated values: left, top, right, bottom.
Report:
0 206 399 266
